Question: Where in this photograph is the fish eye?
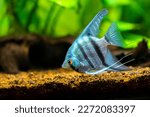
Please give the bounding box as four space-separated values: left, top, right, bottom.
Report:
68 60 72 65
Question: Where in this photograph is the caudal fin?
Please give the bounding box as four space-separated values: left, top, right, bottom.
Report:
105 23 126 47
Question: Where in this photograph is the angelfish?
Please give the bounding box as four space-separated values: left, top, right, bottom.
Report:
62 9 134 75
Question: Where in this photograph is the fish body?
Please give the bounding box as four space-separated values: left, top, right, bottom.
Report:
62 9 132 74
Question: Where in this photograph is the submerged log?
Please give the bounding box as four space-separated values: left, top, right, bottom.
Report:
0 34 72 73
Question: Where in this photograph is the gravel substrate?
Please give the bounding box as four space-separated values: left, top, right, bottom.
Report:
0 67 150 99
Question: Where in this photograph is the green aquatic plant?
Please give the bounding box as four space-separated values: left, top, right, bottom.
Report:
0 0 150 48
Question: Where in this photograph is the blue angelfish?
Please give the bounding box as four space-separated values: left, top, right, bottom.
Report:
62 9 134 75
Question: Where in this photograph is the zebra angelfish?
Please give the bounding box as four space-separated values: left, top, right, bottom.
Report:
62 9 134 75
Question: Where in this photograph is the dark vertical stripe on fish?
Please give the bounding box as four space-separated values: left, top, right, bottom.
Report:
83 38 100 67
89 38 124 71
89 39 108 67
77 42 95 68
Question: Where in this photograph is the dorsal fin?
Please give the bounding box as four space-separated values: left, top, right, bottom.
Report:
79 9 108 37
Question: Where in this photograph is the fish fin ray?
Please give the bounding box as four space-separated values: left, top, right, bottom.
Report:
79 9 108 37
86 52 133 75
105 22 126 47
115 58 135 70
85 68 108 75
105 48 129 70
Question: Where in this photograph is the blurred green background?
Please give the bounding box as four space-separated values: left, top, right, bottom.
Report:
0 0 150 48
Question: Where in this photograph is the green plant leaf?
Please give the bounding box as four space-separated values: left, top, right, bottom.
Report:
49 0 78 8
123 33 150 48
117 21 140 31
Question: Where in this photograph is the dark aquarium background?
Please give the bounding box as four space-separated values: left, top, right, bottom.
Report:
0 0 150 48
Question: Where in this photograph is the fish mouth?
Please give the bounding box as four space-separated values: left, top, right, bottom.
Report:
62 60 70 68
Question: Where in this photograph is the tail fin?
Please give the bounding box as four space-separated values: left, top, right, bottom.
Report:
105 23 126 47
